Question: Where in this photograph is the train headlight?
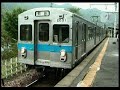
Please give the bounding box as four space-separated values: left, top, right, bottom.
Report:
61 50 66 57
21 47 26 54
60 49 67 62
21 47 27 58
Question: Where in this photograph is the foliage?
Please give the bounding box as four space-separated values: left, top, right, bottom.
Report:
1 43 18 60
1 7 26 60
67 7 82 16
2 7 26 40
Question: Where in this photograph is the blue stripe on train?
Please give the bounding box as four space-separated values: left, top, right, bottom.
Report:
18 43 73 53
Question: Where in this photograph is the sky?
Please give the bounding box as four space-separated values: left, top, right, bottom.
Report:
54 2 119 12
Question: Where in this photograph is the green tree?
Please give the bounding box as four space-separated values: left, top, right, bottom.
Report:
3 7 26 41
1 7 26 60
67 7 82 16
1 21 14 60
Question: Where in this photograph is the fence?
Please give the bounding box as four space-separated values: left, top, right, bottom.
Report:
1 57 27 79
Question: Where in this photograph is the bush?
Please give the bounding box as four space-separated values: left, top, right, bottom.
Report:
1 43 18 60
1 7 26 60
3 7 26 40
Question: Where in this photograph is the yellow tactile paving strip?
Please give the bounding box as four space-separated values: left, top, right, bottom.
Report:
77 38 109 87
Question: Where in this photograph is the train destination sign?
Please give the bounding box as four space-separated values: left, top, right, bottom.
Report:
35 11 50 17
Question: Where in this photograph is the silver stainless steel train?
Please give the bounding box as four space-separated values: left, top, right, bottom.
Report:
18 8 107 69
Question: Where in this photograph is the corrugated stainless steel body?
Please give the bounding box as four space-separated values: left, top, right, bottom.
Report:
18 8 106 69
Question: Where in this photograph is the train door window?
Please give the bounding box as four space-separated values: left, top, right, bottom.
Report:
75 23 79 45
82 24 84 40
20 25 32 41
88 26 92 40
53 25 69 43
39 23 49 41
83 23 87 40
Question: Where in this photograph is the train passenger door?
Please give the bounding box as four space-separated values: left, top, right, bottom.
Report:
34 20 50 65
81 23 86 56
75 22 79 60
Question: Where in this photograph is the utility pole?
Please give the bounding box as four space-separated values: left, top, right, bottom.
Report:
90 3 115 10
90 3 118 38
50 3 53 8
91 16 99 25
114 2 117 38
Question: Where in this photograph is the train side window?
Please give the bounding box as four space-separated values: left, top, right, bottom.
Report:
20 25 32 41
88 26 93 40
39 23 49 41
53 25 69 43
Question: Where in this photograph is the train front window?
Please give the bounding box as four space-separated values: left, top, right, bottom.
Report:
39 23 49 41
53 25 69 43
20 25 32 41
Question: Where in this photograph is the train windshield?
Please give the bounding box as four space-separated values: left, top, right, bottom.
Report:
53 25 69 43
39 23 49 41
20 25 32 41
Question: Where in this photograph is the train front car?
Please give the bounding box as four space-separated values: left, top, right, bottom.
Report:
18 8 73 69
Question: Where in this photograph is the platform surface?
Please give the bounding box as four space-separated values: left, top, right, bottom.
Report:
92 38 119 87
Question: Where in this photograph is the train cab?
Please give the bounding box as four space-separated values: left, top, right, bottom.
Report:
18 8 74 69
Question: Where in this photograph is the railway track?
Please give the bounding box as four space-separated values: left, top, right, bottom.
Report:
29 68 71 87
2 69 40 87
26 79 39 87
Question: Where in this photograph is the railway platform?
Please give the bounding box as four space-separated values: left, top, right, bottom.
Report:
92 37 119 87
77 37 119 87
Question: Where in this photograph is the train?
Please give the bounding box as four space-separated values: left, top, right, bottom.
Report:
18 7 107 70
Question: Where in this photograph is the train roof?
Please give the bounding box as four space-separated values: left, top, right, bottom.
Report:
19 7 73 15
19 7 103 28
